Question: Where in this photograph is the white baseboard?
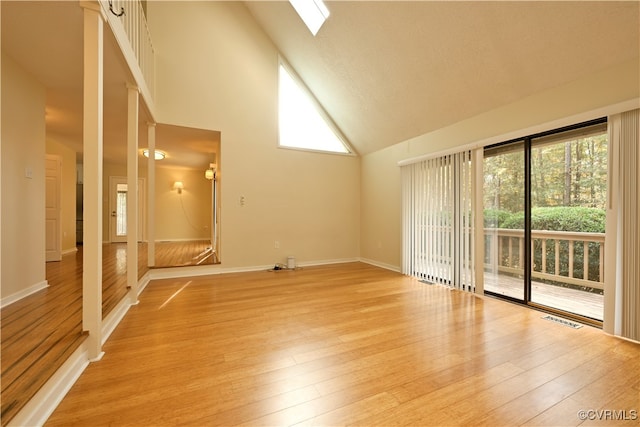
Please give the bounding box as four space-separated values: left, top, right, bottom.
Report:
137 272 151 296
297 257 360 267
101 294 132 345
146 257 363 281
155 238 211 242
61 247 78 256
1 280 49 309
359 258 402 273
8 341 90 427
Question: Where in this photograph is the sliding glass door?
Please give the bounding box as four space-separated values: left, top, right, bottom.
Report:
529 123 607 320
483 119 607 322
484 142 526 301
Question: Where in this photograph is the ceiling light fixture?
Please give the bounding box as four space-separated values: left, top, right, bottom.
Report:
142 149 166 160
288 0 330 36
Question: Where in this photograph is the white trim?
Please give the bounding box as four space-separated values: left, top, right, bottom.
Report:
398 98 640 167
1 280 49 308
146 258 362 281
7 342 90 427
101 294 132 345
155 238 211 243
62 247 79 256
359 258 401 273
297 257 360 267
137 271 152 296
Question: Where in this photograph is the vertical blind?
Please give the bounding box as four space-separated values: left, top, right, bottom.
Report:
605 108 640 341
402 150 475 291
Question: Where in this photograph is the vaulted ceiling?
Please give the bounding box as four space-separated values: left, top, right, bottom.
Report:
246 1 640 154
2 1 639 161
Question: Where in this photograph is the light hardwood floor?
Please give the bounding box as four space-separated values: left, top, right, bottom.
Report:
1 240 215 425
46 262 639 426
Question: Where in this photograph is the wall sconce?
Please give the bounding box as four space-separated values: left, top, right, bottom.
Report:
173 181 184 194
205 163 216 180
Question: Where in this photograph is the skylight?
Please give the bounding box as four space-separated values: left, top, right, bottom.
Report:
288 0 330 36
278 62 352 155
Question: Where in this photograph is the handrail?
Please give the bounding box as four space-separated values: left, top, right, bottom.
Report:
484 228 605 290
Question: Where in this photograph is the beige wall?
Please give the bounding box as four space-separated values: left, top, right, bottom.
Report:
155 166 211 241
148 2 360 267
360 58 640 270
46 138 77 254
1 52 46 299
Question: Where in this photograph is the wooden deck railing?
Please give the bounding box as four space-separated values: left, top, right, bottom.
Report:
484 228 605 290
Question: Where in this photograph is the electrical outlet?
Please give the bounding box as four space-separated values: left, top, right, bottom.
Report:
239 195 246 206
274 240 280 249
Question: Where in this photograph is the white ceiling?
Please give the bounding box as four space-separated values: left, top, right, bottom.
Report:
2 1 638 161
245 0 640 154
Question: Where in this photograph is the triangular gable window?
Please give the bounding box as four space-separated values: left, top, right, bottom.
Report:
278 61 353 155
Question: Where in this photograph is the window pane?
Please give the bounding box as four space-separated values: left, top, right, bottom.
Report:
116 190 127 237
530 126 607 320
483 142 525 301
278 64 350 154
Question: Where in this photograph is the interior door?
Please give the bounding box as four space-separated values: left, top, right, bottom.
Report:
45 155 62 261
109 176 146 243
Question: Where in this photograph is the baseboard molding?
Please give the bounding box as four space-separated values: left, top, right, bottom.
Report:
1 280 49 309
8 341 90 427
101 294 133 345
147 263 271 280
297 257 361 267
155 238 211 243
137 272 151 296
359 258 402 273
61 247 78 256
146 258 363 281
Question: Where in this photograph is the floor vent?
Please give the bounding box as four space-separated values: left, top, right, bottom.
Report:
541 314 583 329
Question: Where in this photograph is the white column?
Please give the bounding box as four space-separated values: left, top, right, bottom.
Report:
147 123 156 267
473 148 485 295
127 85 139 304
604 114 620 336
82 3 105 361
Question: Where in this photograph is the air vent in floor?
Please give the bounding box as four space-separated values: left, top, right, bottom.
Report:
541 314 583 329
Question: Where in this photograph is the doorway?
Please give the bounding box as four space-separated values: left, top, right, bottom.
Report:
483 119 607 323
108 176 146 243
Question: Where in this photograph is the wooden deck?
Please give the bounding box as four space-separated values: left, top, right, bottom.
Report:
484 272 603 320
46 263 639 426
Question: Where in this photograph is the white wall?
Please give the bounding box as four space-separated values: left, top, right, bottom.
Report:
1 52 46 300
148 2 360 267
361 58 640 269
